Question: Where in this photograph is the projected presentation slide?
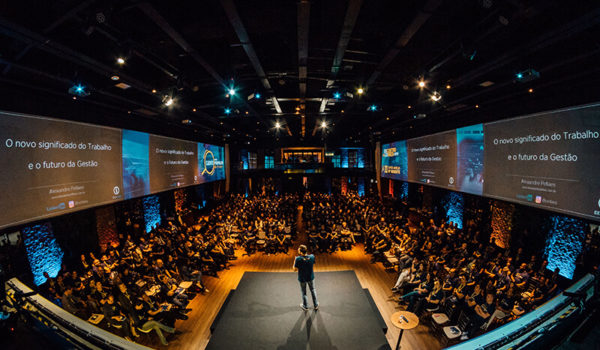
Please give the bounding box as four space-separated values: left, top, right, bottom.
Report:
149 135 199 193
456 124 484 195
122 130 150 200
197 143 225 183
484 105 600 221
381 141 408 181
407 130 457 189
0 111 123 229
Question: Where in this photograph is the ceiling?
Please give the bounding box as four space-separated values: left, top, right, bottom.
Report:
1 0 600 147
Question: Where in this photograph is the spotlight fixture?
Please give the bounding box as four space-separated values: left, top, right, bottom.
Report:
418 80 426 88
152 89 157 94
224 107 232 115
367 104 379 112
164 98 174 107
228 88 236 96
446 84 451 90
528 88 534 93
475 104 479 108
116 57 125 65
321 121 327 128
333 91 342 99
275 121 281 129
430 92 442 102
111 75 120 81
255 92 261 99
515 69 540 83
357 87 364 95
68 83 90 97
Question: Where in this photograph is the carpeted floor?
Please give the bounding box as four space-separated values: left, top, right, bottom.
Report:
207 270 391 350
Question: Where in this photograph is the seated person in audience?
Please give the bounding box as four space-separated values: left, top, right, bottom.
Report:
180 259 209 293
318 229 330 253
462 292 495 340
102 294 137 340
242 226 256 255
399 273 433 312
276 231 288 253
131 298 176 346
329 226 340 252
424 278 444 312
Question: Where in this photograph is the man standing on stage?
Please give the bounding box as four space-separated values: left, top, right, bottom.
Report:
293 244 319 311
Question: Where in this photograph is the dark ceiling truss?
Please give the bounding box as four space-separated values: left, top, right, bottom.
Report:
219 0 282 131
297 0 310 138
313 0 363 138
376 7 600 139
0 14 229 138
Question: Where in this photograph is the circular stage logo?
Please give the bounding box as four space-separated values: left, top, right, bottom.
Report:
449 176 454 185
201 150 216 175
113 186 120 195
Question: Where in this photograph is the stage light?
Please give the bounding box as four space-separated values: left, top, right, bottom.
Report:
475 104 479 108
418 80 426 88
255 92 261 99
111 75 120 81
446 84 451 90
69 83 90 97
368 104 379 112
407 105 412 109
228 88 236 96
117 57 125 65
357 87 364 95
152 89 157 94
164 98 174 106
192 108 197 112
430 92 441 102
224 107 232 115
275 121 281 129
321 121 327 128
528 88 534 93
75 85 84 93
333 91 342 99
516 72 523 79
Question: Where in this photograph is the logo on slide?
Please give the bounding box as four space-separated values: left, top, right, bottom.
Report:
449 177 454 185
113 186 120 195
68 201 75 208
535 196 542 204
201 150 216 176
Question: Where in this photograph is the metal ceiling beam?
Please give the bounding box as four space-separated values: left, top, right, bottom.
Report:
138 2 266 134
219 0 280 121
2 0 96 75
297 0 311 138
313 0 363 137
365 0 443 87
327 0 363 88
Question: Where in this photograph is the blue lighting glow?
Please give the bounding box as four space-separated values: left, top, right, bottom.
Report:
75 85 84 93
333 91 342 99
442 191 464 229
544 215 587 279
228 88 236 96
358 178 365 196
22 223 64 286
143 195 161 233
224 107 232 115
255 93 261 99
368 104 379 112
516 73 523 79
400 182 409 200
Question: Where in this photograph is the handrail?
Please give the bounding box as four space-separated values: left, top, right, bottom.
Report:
445 273 595 350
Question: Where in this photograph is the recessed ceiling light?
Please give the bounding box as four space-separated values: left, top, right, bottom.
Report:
115 82 131 89
111 75 120 81
152 89 157 93
479 81 494 87
418 81 425 88
116 57 125 65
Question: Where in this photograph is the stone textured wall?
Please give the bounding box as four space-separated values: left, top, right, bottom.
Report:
22 222 64 286
491 200 515 249
442 191 464 229
143 195 161 233
95 206 118 252
545 215 587 279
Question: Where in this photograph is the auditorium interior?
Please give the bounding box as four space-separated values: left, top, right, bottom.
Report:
1 1 600 349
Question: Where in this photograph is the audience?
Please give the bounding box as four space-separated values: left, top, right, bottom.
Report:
35 190 568 345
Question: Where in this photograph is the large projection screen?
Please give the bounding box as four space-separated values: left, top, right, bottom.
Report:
381 103 600 222
0 111 124 228
0 110 226 229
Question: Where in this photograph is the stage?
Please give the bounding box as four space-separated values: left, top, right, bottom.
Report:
207 270 391 350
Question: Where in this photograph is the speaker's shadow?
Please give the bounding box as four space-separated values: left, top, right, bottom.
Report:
277 311 337 350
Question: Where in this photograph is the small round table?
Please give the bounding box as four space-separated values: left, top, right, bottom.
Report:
390 311 419 350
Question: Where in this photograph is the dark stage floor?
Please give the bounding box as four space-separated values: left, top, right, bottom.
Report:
207 270 391 350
